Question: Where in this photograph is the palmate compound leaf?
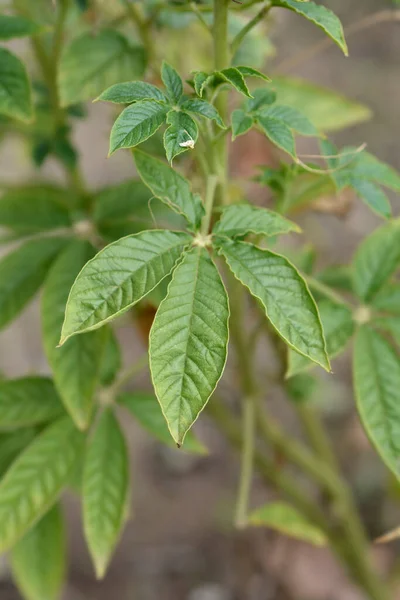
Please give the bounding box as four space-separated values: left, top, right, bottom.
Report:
0 377 64 429
42 241 108 430
0 48 33 122
216 238 329 371
273 0 348 55
11 504 66 600
249 502 327 546
83 409 129 579
352 219 400 302
149 247 230 445
118 392 207 454
134 150 205 229
212 204 300 238
109 99 169 155
0 416 84 553
60 230 192 344
58 30 146 107
287 299 354 377
354 326 400 479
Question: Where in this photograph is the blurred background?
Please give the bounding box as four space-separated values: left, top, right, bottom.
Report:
0 0 400 598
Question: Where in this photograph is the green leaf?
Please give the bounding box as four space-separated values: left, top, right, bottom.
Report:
58 30 146 106
179 98 225 128
373 317 400 347
0 185 71 236
217 239 329 370
119 392 207 454
259 104 318 136
352 219 400 302
99 329 122 386
316 265 353 293
0 377 64 430
372 284 400 315
149 247 229 445
60 230 191 343
0 15 41 40
0 430 36 478
231 109 254 140
256 116 296 158
134 149 205 228
161 61 183 104
351 152 400 193
0 48 33 122
219 67 252 98
273 0 348 55
235 66 271 82
95 81 167 104
83 409 129 579
287 299 354 377
109 99 168 155
213 204 300 238
0 237 66 330
0 416 84 553
354 326 400 479
271 76 371 132
193 71 210 97
249 502 326 546
11 504 66 600
42 241 108 430
246 88 277 113
351 179 391 219
163 110 198 163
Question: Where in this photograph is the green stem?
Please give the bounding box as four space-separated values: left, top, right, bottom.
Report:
121 0 154 70
234 394 255 528
201 174 218 235
296 402 339 472
231 2 272 55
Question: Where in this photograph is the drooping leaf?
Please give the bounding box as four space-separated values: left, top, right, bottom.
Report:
219 67 252 98
0 14 41 40
0 186 72 236
256 115 296 158
109 99 168 155
149 247 229 445
0 237 66 330
42 241 108 430
271 76 371 132
217 238 329 370
354 326 400 479
213 204 300 238
235 66 271 82
0 429 36 478
95 81 167 104
0 377 64 430
83 409 129 579
119 392 207 454
99 329 122 387
231 109 254 140
273 0 348 55
60 230 192 343
0 48 33 122
58 30 146 106
352 219 400 302
287 299 354 377
134 149 205 228
0 416 84 553
192 71 210 97
351 180 391 219
372 284 400 316
179 98 225 128
161 61 183 104
11 504 66 600
163 110 198 163
249 502 326 546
